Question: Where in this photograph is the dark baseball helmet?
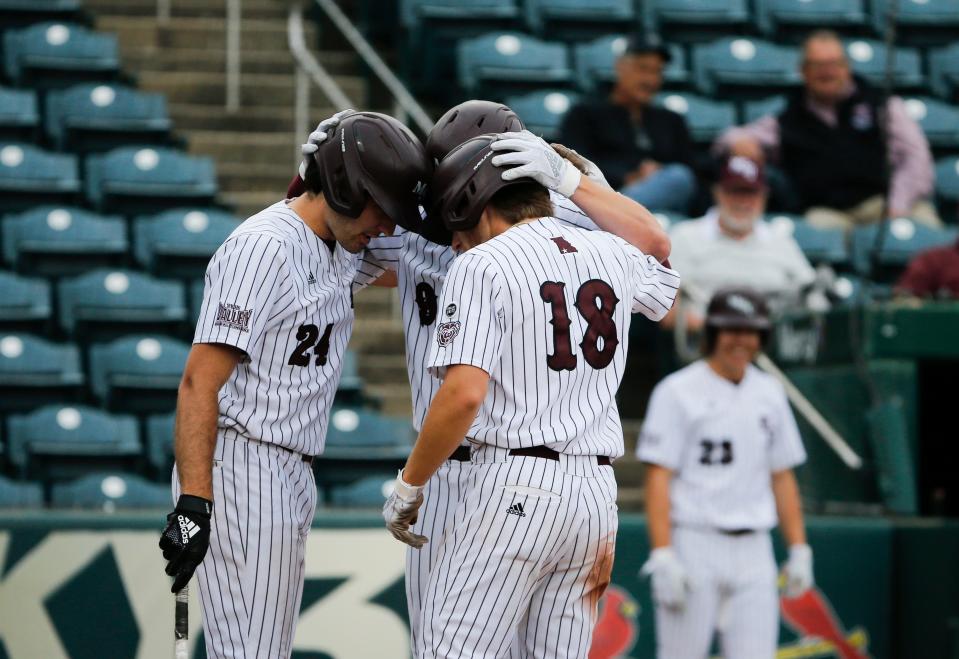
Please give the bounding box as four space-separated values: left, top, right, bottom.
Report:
704 288 771 354
426 100 524 163
428 134 532 233
312 111 431 233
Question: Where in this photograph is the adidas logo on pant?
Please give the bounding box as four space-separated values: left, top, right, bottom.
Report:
506 502 526 517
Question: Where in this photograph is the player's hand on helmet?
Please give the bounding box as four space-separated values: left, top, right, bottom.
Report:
781 543 814 598
383 470 428 549
490 130 582 198
640 546 691 611
298 109 355 177
159 495 213 593
549 143 611 190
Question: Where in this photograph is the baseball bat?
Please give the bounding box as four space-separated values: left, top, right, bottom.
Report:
756 353 863 470
174 584 189 659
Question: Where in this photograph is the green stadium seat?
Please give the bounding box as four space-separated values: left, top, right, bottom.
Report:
3 22 120 89
132 208 237 278
189 278 205 324
850 217 959 281
935 155 959 218
0 333 83 411
929 43 959 102
51 472 171 511
571 35 687 93
843 39 923 91
653 92 737 144
755 0 867 39
692 38 802 97
85 146 218 215
58 269 187 339
329 473 396 508
401 0 519 32
503 89 580 142
0 270 51 332
457 32 572 97
767 214 849 268
45 83 172 153
643 0 750 42
0 474 43 508
6 405 140 481
662 44 691 89
0 143 80 212
88 334 189 412
902 97 959 154
742 95 787 123
0 87 39 141
0 0 83 29
145 412 174 478
1 206 126 276
828 273 869 307
335 350 366 406
870 0 959 46
523 0 635 41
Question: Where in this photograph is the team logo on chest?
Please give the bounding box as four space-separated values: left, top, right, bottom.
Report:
214 302 252 332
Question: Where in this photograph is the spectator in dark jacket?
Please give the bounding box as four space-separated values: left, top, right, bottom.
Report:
558 34 696 214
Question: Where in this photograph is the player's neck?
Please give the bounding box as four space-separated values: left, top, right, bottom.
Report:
287 194 334 241
706 357 747 384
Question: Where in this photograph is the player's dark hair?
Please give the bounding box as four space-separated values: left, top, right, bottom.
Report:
302 157 323 196
487 182 553 225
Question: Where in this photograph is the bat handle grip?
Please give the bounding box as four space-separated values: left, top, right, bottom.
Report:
175 584 189 659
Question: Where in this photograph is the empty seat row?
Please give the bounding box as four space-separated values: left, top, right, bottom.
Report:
3 22 120 89
0 143 218 214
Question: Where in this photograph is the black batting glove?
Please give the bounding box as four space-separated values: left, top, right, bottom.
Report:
159 494 213 593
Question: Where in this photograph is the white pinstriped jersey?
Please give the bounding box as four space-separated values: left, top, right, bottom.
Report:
195 201 360 456
359 192 602 432
426 217 680 458
637 361 807 530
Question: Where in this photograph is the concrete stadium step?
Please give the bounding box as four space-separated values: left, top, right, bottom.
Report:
188 131 297 166
364 383 414 417
167 104 308 133
136 71 365 107
357 353 408 383
349 318 405 353
83 0 290 20
215 162 299 195
94 16 310 53
354 287 398 316
121 49 356 77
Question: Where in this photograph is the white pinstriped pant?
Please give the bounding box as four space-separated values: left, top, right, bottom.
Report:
654 526 779 659
173 430 318 659
419 446 618 659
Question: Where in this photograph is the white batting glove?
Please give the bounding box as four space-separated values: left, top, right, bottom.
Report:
550 143 611 189
782 543 814 598
490 130 581 198
298 109 355 178
382 470 428 549
640 546 691 611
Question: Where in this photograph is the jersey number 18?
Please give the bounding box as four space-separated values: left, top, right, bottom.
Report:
540 279 620 372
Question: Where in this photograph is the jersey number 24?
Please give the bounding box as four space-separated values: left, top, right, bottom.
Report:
540 279 619 371
288 323 334 367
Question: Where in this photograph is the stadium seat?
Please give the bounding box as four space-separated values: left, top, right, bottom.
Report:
85 146 218 215
929 43 959 102
523 0 634 41
755 0 867 39
643 0 750 42
51 472 171 511
870 0 959 46
0 333 83 411
0 87 39 141
653 92 737 144
3 22 120 89
0 474 43 508
692 38 802 97
145 412 174 478
401 0 519 32
767 214 849 268
88 334 189 412
0 143 80 212
189 278 205 324
0 0 83 29
457 32 572 98
849 217 959 281
503 90 580 142
828 273 870 307
45 83 172 153
902 97 959 154
1 206 126 276
742 95 787 123
329 473 396 508
572 35 688 93
935 156 959 218
58 269 188 339
843 39 923 91
335 350 366 405
5 405 140 481
315 407 411 495
132 208 237 278
0 270 51 332
662 44 691 89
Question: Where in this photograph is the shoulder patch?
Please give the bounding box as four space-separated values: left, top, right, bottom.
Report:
436 321 461 347
214 303 252 332
445 303 457 317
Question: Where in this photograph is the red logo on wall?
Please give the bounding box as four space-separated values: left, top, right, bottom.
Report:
781 587 871 658
588 586 639 659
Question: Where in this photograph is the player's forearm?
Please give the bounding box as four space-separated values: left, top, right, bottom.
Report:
173 379 221 500
644 464 674 549
570 177 670 262
772 469 807 547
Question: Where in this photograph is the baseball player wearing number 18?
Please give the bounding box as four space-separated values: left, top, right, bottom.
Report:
638 288 813 659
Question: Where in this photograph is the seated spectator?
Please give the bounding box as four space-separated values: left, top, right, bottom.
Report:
895 238 959 299
558 34 696 214
715 29 940 231
666 155 816 330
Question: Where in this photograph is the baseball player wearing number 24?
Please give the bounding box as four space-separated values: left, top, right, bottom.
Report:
385 130 680 659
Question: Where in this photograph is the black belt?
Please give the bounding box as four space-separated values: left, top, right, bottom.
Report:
229 431 314 465
719 528 755 536
448 446 471 462
508 445 611 467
